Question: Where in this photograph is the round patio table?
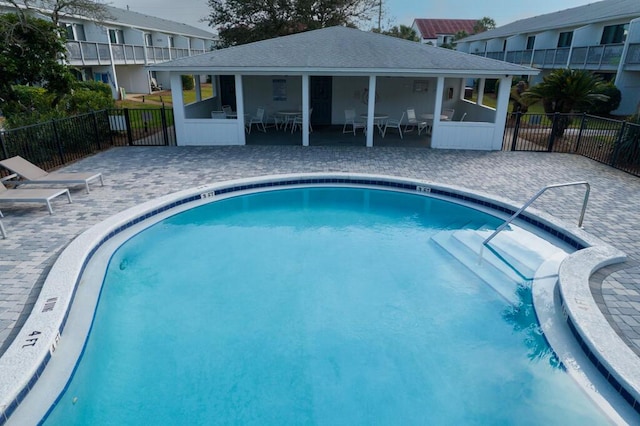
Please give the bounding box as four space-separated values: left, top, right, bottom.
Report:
360 113 389 135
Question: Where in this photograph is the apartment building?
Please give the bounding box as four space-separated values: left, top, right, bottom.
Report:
411 19 477 47
1 3 218 99
456 0 640 115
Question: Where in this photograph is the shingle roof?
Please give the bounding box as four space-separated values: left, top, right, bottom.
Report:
461 0 640 42
99 5 216 39
150 26 536 76
413 19 478 40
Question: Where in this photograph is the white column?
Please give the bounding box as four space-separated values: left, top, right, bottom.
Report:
477 78 486 106
170 73 185 146
492 76 513 150
302 75 310 147
194 75 202 102
429 77 446 147
366 75 377 147
235 74 246 145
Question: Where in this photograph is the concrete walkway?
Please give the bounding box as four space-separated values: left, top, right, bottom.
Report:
0 146 638 358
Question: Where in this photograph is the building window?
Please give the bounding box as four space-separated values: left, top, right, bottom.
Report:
109 29 125 44
75 24 86 41
557 31 573 48
601 24 628 44
61 23 85 41
502 40 507 51
168 36 174 48
526 36 535 50
145 33 153 47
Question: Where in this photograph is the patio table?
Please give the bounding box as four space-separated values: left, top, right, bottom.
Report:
277 110 302 131
420 113 449 121
360 113 389 135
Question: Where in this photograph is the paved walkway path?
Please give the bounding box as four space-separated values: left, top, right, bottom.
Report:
0 146 638 357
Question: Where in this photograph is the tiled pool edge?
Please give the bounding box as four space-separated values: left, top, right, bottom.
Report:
0 172 634 424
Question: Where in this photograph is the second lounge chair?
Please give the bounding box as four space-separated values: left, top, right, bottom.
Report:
0 156 104 194
0 181 72 215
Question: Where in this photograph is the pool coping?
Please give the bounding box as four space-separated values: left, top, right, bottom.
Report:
0 172 636 424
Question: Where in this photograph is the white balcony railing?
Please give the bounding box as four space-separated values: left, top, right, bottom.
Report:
66 41 206 66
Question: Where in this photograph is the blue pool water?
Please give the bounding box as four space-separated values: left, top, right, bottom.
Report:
44 188 609 424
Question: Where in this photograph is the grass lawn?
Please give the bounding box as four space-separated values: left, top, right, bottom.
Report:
115 83 214 109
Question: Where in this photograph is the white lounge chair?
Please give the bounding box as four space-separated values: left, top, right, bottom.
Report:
0 180 72 215
0 156 104 194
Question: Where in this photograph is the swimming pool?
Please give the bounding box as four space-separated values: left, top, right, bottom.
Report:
2 174 637 424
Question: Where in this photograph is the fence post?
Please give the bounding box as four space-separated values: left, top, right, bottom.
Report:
575 113 587 153
161 107 170 146
510 112 522 151
92 111 101 150
105 110 114 146
51 119 65 164
547 113 558 152
124 108 134 146
610 121 627 167
0 131 8 159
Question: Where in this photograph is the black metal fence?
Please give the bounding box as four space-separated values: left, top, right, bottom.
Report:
504 112 640 177
0 108 175 174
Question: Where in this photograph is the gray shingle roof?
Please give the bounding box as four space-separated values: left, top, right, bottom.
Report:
150 26 536 76
101 5 216 39
461 0 640 42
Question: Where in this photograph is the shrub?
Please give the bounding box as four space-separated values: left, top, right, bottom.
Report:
181 75 195 90
587 82 621 116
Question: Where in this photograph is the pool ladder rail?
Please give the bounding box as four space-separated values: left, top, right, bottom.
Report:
483 181 590 247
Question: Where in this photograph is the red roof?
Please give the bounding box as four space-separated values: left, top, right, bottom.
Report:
413 19 478 39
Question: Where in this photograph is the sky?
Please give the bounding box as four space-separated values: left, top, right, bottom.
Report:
107 0 597 34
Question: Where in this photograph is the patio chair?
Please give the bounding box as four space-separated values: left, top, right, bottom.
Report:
291 108 313 134
405 108 428 134
382 112 405 139
0 156 104 194
0 180 72 215
222 105 233 116
342 109 366 135
247 107 267 133
443 108 455 121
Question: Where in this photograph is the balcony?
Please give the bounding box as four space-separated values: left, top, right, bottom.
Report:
66 41 205 66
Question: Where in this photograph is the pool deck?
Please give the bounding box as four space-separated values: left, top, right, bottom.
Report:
0 145 639 362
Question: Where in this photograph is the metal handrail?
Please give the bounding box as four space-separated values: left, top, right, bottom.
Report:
483 182 590 246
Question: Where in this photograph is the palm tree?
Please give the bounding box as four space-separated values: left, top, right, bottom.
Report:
523 69 608 137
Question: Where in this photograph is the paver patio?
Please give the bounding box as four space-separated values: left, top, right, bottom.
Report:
0 145 638 359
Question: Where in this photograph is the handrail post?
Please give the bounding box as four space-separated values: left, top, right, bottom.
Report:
483 181 590 246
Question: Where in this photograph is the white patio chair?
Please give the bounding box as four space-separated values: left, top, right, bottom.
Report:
383 111 405 139
291 108 313 133
342 109 365 135
222 105 233 116
405 108 428 134
247 107 266 133
443 108 455 121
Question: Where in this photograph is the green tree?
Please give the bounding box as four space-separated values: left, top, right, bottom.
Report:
0 13 75 114
473 17 496 34
206 0 378 46
523 69 609 136
6 0 111 25
378 24 419 41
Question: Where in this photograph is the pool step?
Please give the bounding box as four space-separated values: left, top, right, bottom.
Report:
452 229 536 280
430 222 564 305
